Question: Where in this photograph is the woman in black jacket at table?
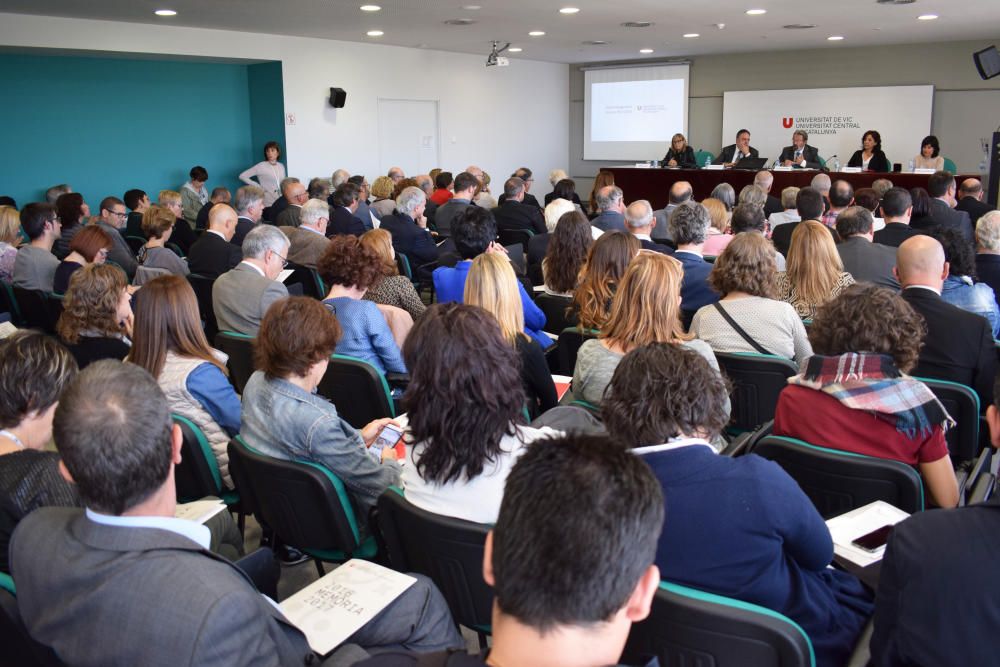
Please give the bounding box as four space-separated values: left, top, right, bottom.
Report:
661 133 698 169
847 130 891 172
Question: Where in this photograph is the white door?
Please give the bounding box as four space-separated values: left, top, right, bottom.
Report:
377 99 440 177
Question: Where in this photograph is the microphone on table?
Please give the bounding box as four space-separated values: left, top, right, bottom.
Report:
823 155 838 173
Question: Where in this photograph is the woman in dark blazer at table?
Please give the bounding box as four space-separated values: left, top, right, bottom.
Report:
661 133 698 169
847 130 891 172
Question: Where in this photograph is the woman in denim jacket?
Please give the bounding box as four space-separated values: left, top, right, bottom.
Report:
935 227 1000 337
240 296 401 526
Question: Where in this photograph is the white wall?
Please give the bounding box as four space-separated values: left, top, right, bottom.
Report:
0 13 569 194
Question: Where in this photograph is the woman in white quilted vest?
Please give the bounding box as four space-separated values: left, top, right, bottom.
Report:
127 275 241 489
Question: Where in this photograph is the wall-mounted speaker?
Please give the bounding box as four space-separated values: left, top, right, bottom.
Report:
973 46 1000 80
329 87 347 108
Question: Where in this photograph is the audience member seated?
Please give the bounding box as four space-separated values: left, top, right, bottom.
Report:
529 198 575 282
434 206 550 349
602 343 873 667
319 235 407 375
730 203 786 270
45 184 71 205
569 231 640 331
213 225 290 336
624 200 672 255
737 183 768 213
378 186 440 275
53 224 113 294
587 170 615 217
56 264 133 369
434 171 478 237
820 179 854 229
542 209 592 296
328 182 367 237
652 181 693 241
274 178 308 229
493 177 546 236
873 187 922 247
710 182 736 211
853 187 884 230
956 178 994 225
835 206 899 290
908 186 936 231
349 174 377 230
774 284 959 508
771 186 827 257
975 211 1000 308
591 185 627 233
11 358 460 664
279 197 330 269
52 192 89 260
138 205 190 278
755 170 784 217
156 189 197 254
123 188 150 238
546 177 584 210
93 196 138 279
777 220 855 319
129 275 240 488
360 229 426 321
572 252 724 417
370 175 396 218
766 186 802 230
186 203 242 279
0 331 78 572
430 171 453 206
701 197 733 256
473 170 498 209
869 374 1000 667
232 185 264 248
0 206 18 283
12 202 60 292
241 296 404 525
931 226 1000 336
670 202 720 324
496 168 542 210
194 186 230 230
359 432 664 667
691 233 812 364
399 302 560 522
180 166 209 225
466 256 559 416
927 170 973 241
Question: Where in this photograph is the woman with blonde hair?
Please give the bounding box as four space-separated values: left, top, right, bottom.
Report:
128 275 240 488
465 253 558 416
0 206 21 282
572 252 725 410
569 231 640 331
701 197 733 256
139 205 190 277
777 220 855 319
359 228 426 321
370 176 396 218
661 132 697 168
56 264 133 369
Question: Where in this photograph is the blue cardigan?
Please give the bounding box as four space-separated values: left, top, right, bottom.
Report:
323 297 406 375
639 444 873 667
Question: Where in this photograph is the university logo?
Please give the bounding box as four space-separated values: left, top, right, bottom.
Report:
782 117 794 128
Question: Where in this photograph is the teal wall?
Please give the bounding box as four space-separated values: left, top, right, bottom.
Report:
0 53 284 210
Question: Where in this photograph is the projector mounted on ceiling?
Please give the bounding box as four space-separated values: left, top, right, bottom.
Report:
487 40 510 67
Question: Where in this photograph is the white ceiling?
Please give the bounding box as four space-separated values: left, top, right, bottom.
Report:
2 0 998 64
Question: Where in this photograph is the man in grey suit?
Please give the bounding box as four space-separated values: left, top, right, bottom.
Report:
928 170 974 242
652 181 692 240
213 225 290 336
10 360 462 667
281 198 331 269
835 206 900 290
434 171 478 236
591 185 627 233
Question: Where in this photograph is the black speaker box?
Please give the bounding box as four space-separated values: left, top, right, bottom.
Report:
329 87 347 108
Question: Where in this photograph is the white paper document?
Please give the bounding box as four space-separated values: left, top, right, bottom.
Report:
174 498 227 524
825 500 910 567
281 559 416 655
277 268 295 283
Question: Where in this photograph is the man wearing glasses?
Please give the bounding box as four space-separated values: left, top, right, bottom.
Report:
212 225 290 336
96 196 138 278
499 167 542 211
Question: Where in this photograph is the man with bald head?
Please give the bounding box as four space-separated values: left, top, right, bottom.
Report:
821 180 854 228
956 178 994 225
897 235 996 405
652 180 692 240
187 203 242 279
624 200 672 254
388 166 406 184
275 179 308 228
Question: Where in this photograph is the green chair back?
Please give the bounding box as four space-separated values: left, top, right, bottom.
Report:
942 157 958 174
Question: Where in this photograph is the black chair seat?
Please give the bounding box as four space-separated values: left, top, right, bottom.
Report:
186 274 218 340
214 331 255 394
915 377 982 464
714 352 799 433
316 354 395 429
11 287 58 333
535 293 576 336
555 327 599 376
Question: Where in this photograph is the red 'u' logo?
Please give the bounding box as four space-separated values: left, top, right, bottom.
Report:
782 117 794 128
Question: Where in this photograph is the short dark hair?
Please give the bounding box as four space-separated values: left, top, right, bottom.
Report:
928 171 955 198
930 226 977 279
503 177 525 199
835 206 874 238
921 135 940 158
434 171 453 190
603 343 730 445
829 180 854 208
881 187 912 218
491 433 664 630
453 206 497 259
453 171 479 194
736 129 750 138
348 174 366 187
331 182 360 208
210 187 230 201
552 178 576 201
854 188 879 213
317 234 383 289
56 192 86 228
730 203 766 233
909 187 931 218
189 166 208 182
20 202 57 240
513 167 533 181
255 297 342 379
862 130 882 151
99 196 125 214
53 360 173 515
123 189 146 210
796 187 825 220
263 141 281 159
0 331 77 430
0 196 16 208
403 303 525 484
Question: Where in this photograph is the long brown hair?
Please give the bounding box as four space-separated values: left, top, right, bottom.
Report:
588 171 615 214
571 231 639 330
602 252 691 351
543 210 592 294
786 220 844 308
56 264 127 344
127 275 227 378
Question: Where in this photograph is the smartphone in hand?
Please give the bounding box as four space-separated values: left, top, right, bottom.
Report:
368 423 405 463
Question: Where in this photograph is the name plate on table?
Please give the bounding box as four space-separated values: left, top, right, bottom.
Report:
913 168 937 174
840 167 862 173
773 166 793 171
703 164 725 170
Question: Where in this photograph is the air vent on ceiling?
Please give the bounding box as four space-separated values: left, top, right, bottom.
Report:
621 21 654 28
782 24 817 29
582 40 609 45
444 18 477 26
875 0 916 4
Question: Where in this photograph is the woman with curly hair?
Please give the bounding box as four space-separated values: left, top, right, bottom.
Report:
691 233 812 364
138 205 190 277
776 220 855 319
542 210 592 296
774 283 959 508
52 192 90 259
370 176 397 218
934 227 1000 336
359 229 426 321
399 303 561 523
56 264 133 369
569 231 639 331
53 224 113 294
465 254 558 417
318 235 406 375
603 342 873 667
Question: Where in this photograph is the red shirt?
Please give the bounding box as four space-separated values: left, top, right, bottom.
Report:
773 385 949 465
430 189 453 206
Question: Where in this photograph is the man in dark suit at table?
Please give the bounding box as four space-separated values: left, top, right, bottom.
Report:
771 187 829 257
835 207 899 290
874 187 923 248
870 374 1000 667
652 181 692 241
328 182 367 237
779 130 822 169
897 234 996 406
956 178 994 225
670 202 719 326
927 170 973 242
187 203 242 279
713 128 758 167
591 185 627 233
493 177 546 236
624 200 673 255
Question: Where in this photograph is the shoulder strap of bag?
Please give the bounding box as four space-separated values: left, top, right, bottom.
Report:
712 302 775 356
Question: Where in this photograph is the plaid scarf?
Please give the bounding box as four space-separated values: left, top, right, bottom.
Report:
788 353 954 438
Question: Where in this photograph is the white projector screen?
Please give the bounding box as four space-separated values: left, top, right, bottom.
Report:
584 64 690 161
